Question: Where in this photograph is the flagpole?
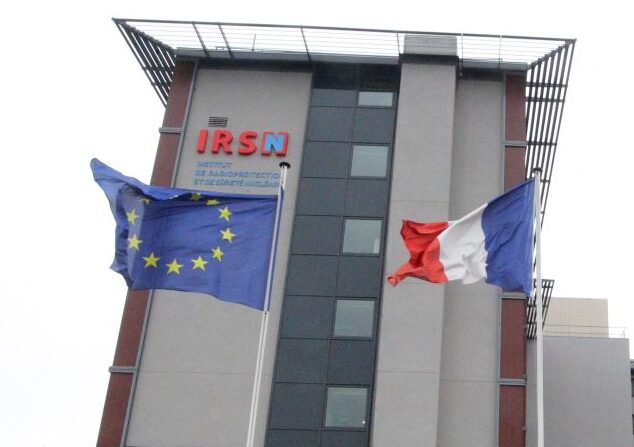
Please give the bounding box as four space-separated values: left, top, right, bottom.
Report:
245 162 289 447
533 168 545 447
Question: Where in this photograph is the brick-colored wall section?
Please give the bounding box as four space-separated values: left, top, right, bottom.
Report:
500 299 527 379
505 76 527 142
499 73 528 447
151 61 196 186
499 385 526 447
96 60 196 447
97 374 134 447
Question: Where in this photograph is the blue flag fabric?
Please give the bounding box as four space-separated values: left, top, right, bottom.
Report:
91 159 278 310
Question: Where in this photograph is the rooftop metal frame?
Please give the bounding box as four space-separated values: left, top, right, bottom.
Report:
114 19 574 222
114 20 575 327
527 279 555 339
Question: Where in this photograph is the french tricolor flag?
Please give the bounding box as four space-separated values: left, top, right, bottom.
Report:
388 179 535 295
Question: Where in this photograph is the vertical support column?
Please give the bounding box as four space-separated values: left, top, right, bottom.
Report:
498 74 528 447
96 59 196 447
373 59 457 447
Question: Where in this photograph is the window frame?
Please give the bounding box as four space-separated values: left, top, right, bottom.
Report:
349 143 390 179
341 218 383 256
332 298 377 339
323 385 370 430
357 90 395 108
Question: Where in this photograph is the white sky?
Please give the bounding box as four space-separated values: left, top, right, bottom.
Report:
1 1 632 446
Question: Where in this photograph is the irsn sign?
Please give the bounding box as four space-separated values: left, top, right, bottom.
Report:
196 129 289 156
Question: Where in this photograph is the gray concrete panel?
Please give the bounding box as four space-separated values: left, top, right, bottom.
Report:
127 67 312 447
526 337 633 447
127 370 256 447
439 290 500 381
372 372 441 447
449 80 504 218
138 291 261 373
437 380 498 447
389 125 454 203
373 62 456 447
435 78 503 446
378 283 445 373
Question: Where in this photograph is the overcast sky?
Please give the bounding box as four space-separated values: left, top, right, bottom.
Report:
1 1 632 446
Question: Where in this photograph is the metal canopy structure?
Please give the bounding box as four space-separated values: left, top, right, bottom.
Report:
114 19 574 221
527 279 555 339
114 19 574 329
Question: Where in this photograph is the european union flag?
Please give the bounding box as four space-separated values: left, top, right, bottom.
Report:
91 159 279 310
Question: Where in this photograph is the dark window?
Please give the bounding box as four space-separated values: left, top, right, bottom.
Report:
268 430 319 447
280 296 334 339
302 142 351 178
312 89 357 107
327 340 375 385
275 339 328 383
292 216 342 255
345 180 389 218
336 256 382 297
342 219 382 254
324 387 368 428
334 299 375 338
269 383 325 429
353 108 395 143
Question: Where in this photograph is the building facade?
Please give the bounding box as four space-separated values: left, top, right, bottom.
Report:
97 20 580 447
527 297 632 447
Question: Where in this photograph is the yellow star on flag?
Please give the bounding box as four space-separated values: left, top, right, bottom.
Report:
206 198 220 206
190 192 203 201
128 234 143 250
212 246 224 262
126 208 139 225
191 256 209 271
218 206 232 222
143 252 160 268
166 259 183 274
221 228 236 243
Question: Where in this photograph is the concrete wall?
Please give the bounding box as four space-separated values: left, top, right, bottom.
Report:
373 61 456 447
437 79 504 447
545 297 609 337
125 67 312 447
526 336 633 447
373 63 504 446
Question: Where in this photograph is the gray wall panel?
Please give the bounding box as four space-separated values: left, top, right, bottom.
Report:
372 372 442 447
373 62 456 446
126 67 312 447
526 337 633 447
436 79 503 447
437 381 498 447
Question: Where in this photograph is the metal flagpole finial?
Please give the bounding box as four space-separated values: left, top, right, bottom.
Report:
279 162 291 169
532 167 542 174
